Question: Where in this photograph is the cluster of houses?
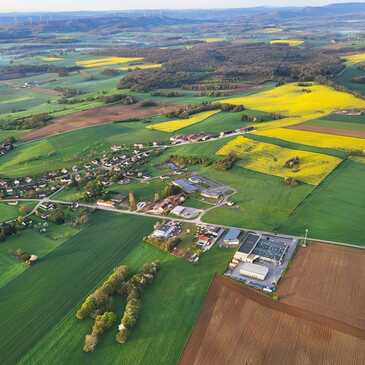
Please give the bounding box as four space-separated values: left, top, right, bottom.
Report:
196 225 225 251
0 146 154 200
169 126 255 146
0 139 14 156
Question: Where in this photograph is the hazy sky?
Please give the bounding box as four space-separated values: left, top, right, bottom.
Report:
0 0 363 12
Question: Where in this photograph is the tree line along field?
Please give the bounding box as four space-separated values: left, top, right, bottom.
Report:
0 211 235 364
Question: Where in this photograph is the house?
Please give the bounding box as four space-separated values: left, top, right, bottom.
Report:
96 200 115 208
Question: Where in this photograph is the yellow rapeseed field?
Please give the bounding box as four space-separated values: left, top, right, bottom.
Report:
342 52 365 64
41 56 63 62
77 57 144 68
261 27 283 33
204 38 225 43
217 136 342 185
147 110 220 133
270 39 304 46
254 128 365 153
119 63 162 71
220 83 365 129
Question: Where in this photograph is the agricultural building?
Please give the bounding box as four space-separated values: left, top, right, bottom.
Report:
239 262 269 280
235 233 289 265
173 179 199 194
223 228 241 246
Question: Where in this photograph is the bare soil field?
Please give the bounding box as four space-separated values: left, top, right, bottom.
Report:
278 242 365 331
289 123 365 138
22 103 181 141
179 275 365 365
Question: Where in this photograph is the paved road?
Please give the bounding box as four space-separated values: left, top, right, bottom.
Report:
1 196 364 250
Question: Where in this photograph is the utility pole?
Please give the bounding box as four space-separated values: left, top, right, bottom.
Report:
303 228 308 247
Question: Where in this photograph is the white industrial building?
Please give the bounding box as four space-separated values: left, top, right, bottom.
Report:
239 262 268 281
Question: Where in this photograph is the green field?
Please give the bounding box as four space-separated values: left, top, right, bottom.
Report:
0 222 80 288
0 202 35 222
0 212 234 364
200 165 314 231
280 160 365 246
302 118 365 132
336 65 365 96
0 121 170 177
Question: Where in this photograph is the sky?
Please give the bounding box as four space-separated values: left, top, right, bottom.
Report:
0 0 363 12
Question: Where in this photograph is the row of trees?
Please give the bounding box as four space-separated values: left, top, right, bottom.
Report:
2 113 52 130
214 153 238 171
169 154 212 167
76 265 129 320
116 261 160 344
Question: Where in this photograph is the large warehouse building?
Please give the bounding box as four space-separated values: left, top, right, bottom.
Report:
239 262 269 281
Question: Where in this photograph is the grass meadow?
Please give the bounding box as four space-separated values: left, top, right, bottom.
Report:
0 211 234 365
281 160 365 246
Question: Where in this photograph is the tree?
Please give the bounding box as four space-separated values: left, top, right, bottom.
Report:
154 192 160 202
19 205 31 216
48 209 65 224
129 191 137 211
116 328 128 344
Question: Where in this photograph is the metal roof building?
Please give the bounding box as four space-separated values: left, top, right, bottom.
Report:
239 262 269 281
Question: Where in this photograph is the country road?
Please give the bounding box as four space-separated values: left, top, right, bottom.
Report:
1 196 364 250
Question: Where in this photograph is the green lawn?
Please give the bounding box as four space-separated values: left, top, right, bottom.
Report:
0 211 234 365
0 223 80 289
0 202 35 222
280 159 365 246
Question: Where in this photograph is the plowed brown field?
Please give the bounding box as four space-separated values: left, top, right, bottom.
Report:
22 103 180 141
288 123 365 139
179 275 365 365
278 242 365 331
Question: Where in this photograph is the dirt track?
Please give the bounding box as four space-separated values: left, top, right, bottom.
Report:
278 242 365 331
22 103 181 141
179 275 365 365
288 123 365 139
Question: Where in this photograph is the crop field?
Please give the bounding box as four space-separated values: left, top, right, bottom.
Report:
343 52 365 64
76 57 144 68
147 110 220 132
40 56 64 62
22 102 180 141
278 243 365 331
254 127 365 153
0 121 170 177
270 39 304 46
260 27 283 33
289 119 365 139
0 211 235 365
119 63 162 71
217 136 342 185
195 165 314 231
336 65 365 95
0 223 80 289
179 276 365 365
280 160 365 246
180 110 270 135
220 83 365 130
